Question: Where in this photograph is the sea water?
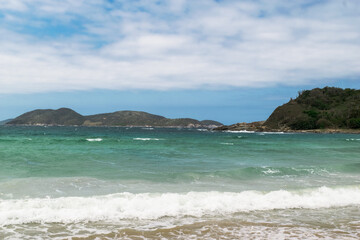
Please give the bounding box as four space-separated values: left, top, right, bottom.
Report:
0 126 359 239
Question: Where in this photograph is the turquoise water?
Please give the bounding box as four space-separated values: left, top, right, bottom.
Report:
0 126 360 239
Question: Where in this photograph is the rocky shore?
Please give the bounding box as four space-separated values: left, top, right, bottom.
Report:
214 122 360 134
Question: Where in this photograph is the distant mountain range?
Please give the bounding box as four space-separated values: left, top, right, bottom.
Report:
216 87 360 133
6 108 223 128
6 87 360 132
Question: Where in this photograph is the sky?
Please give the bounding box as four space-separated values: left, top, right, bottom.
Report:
0 0 359 124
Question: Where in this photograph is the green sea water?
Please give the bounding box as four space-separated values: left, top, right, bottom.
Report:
0 126 359 239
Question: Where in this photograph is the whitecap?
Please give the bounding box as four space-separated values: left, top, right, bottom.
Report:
261 132 286 134
197 129 208 132
224 130 255 133
86 138 103 142
133 138 162 141
262 168 280 174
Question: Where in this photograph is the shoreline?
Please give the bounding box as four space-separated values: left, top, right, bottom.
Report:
4 124 360 134
2 124 218 129
213 121 360 134
221 129 360 134
215 126 360 134
283 129 360 134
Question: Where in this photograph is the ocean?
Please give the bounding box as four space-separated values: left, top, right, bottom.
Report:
0 126 359 239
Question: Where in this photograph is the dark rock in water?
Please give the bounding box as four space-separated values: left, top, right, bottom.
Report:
7 108 223 128
214 121 265 131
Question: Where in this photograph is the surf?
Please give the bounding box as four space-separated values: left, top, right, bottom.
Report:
1 186 359 225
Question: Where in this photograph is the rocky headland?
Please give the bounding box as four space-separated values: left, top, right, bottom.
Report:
215 87 360 134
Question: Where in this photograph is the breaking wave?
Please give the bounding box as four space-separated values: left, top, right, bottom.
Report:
1 186 359 225
86 138 103 142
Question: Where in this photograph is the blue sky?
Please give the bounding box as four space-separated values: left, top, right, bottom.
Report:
0 0 359 124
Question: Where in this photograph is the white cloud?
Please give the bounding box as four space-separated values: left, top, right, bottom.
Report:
0 0 359 93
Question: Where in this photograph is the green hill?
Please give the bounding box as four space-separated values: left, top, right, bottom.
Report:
7 108 222 128
84 111 166 126
8 108 84 126
264 87 360 130
214 87 360 132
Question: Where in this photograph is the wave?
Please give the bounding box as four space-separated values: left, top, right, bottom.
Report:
1 186 359 225
224 130 289 135
199 166 333 179
133 138 162 141
224 130 255 133
258 132 286 135
197 129 208 132
86 138 103 142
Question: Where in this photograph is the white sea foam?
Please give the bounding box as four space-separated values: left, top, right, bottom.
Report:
260 132 286 134
224 130 255 133
262 168 280 174
197 129 208 132
1 186 359 225
346 138 360 141
220 142 234 145
258 132 287 136
142 127 154 130
133 138 162 141
86 138 103 142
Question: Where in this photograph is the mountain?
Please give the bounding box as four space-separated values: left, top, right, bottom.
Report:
215 87 360 132
7 108 223 128
84 111 166 126
263 87 360 130
8 108 84 126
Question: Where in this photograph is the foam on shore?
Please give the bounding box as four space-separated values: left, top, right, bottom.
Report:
1 186 359 225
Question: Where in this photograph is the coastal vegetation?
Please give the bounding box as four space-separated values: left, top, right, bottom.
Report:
217 87 360 132
264 87 360 130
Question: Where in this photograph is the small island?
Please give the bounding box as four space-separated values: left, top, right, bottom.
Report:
6 108 223 128
216 87 360 133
